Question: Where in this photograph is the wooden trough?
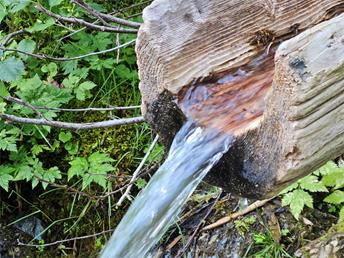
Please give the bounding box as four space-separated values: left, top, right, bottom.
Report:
136 0 344 198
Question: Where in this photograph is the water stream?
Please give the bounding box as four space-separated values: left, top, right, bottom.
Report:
100 120 234 258
100 50 275 257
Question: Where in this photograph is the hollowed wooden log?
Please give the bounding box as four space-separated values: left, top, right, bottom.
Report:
136 0 344 198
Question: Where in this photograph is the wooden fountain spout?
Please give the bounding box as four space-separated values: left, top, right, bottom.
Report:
136 0 344 198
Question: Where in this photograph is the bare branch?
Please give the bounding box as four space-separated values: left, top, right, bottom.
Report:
0 113 145 130
116 135 159 206
17 229 114 247
36 5 138 33
34 176 96 199
201 197 275 231
2 96 140 112
71 0 141 29
0 39 136 62
2 96 46 119
1 29 26 46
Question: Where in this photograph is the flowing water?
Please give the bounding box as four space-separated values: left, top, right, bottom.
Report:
100 50 275 257
100 121 234 258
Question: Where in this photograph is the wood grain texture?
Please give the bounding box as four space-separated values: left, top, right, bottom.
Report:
137 0 344 111
136 0 344 197
259 13 344 192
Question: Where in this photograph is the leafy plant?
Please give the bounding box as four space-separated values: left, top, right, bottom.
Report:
280 161 344 220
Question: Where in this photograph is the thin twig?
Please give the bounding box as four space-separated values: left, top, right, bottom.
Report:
116 135 159 206
2 96 140 112
1 29 26 46
98 163 160 199
201 197 275 231
34 176 95 199
2 96 46 119
0 113 145 130
176 191 222 257
17 229 114 247
0 39 136 62
71 0 141 28
36 5 138 33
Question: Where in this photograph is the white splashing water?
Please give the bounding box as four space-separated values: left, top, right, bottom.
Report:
100 121 234 258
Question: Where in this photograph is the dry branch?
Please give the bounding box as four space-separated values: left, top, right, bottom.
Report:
36 5 138 34
0 39 136 62
2 95 140 112
17 229 114 248
71 0 141 28
201 198 274 231
0 113 145 130
116 135 159 206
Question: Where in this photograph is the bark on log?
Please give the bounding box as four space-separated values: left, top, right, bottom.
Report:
136 0 344 198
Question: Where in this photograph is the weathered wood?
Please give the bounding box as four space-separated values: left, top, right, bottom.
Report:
136 0 344 198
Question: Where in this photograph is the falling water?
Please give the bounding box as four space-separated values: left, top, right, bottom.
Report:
100 120 234 258
100 50 275 257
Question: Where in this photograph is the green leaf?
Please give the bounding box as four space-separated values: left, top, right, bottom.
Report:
279 181 298 195
324 190 344 204
0 57 24 82
0 165 14 191
17 39 36 60
339 206 344 222
315 161 339 176
14 164 32 181
5 0 30 13
59 131 72 143
65 142 78 155
41 62 58 77
0 5 6 23
135 178 147 189
0 81 10 97
298 175 328 192
68 157 88 180
74 81 96 100
49 0 63 7
282 189 313 220
41 167 62 189
27 17 55 32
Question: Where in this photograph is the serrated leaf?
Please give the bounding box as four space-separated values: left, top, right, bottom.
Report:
88 152 113 165
68 157 88 180
41 167 61 190
17 39 36 60
283 189 313 220
74 81 96 100
0 57 24 82
324 190 344 204
14 164 32 181
279 182 298 195
0 165 14 191
0 81 9 97
59 131 72 143
298 175 328 192
315 161 339 176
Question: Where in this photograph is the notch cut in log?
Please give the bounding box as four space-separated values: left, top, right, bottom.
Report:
136 0 344 198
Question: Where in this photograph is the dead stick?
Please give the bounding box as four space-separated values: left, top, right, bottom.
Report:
201 197 274 231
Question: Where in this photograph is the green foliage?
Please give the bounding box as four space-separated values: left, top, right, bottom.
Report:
0 57 24 82
247 231 292 258
281 161 344 220
0 0 154 255
234 215 256 236
68 152 114 190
